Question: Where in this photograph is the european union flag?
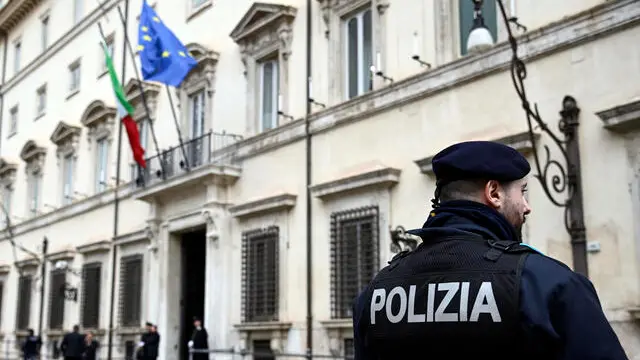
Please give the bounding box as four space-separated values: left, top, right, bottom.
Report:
137 0 197 87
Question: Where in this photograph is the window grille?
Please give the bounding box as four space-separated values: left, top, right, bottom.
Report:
16 275 32 330
118 254 143 327
330 206 379 319
81 262 102 328
241 226 279 323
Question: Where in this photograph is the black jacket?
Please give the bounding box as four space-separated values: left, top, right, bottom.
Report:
60 332 85 358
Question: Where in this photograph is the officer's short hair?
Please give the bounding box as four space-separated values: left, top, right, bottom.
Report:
439 179 516 203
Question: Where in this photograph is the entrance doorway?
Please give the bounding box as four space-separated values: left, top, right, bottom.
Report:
179 228 207 360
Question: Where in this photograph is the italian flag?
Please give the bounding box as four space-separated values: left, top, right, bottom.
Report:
101 41 146 168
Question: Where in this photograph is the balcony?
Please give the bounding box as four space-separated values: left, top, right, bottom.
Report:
131 131 243 201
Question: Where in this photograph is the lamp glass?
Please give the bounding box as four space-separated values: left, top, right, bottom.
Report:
466 26 494 54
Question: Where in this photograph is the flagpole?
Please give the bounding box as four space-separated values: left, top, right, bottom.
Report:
103 0 129 357
163 85 190 170
115 5 183 176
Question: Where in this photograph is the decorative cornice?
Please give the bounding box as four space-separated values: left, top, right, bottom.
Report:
80 100 116 128
230 2 297 44
50 121 81 147
123 78 161 105
224 0 640 161
46 249 76 262
0 0 43 33
229 193 296 219
414 131 540 175
0 157 17 181
15 258 39 269
310 167 401 199
0 264 11 274
113 228 149 247
19 140 46 163
76 240 111 254
595 99 640 133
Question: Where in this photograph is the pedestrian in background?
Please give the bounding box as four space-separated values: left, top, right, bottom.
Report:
188 317 209 360
60 325 85 360
82 331 99 360
21 329 41 360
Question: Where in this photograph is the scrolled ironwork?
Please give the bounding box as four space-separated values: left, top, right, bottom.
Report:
390 225 420 253
495 1 576 210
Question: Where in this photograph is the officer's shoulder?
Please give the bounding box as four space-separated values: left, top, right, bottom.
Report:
521 252 582 289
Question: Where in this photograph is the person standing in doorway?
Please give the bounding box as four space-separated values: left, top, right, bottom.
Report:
21 329 41 360
60 325 85 360
82 331 99 360
139 322 160 360
188 317 209 360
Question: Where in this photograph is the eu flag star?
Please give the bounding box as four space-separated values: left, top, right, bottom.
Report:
137 0 197 86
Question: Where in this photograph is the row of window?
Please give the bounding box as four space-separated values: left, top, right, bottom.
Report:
8 36 114 138
1 204 378 338
241 206 379 323
8 254 142 332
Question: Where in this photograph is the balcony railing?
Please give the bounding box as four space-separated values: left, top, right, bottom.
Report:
131 131 243 189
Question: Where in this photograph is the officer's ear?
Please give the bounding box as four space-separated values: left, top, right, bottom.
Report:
482 180 504 209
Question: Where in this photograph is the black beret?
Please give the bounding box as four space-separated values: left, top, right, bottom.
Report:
432 141 530 184
145 322 153 327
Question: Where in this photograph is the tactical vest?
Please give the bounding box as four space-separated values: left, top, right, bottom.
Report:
361 235 539 359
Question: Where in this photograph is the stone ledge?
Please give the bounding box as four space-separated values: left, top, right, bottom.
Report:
595 99 640 133
115 327 145 336
234 321 292 333
76 240 111 254
45 329 65 337
229 193 297 219
414 131 539 175
46 249 76 262
310 167 401 200
319 319 352 330
629 307 640 321
15 258 39 269
113 229 149 247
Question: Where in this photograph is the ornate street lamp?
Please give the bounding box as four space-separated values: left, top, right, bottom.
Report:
466 1 588 276
54 260 80 302
466 0 495 54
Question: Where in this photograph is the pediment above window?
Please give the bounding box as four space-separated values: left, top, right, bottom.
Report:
20 140 46 170
595 99 640 133
50 121 81 156
123 78 161 119
310 165 401 200
230 2 296 58
0 157 17 183
181 43 220 93
81 100 116 130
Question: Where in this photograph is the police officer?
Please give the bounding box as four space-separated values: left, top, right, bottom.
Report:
352 141 628 359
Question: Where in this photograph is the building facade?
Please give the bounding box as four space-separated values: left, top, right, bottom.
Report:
0 0 638 359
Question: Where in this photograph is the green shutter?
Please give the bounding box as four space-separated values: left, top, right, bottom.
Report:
459 0 498 55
